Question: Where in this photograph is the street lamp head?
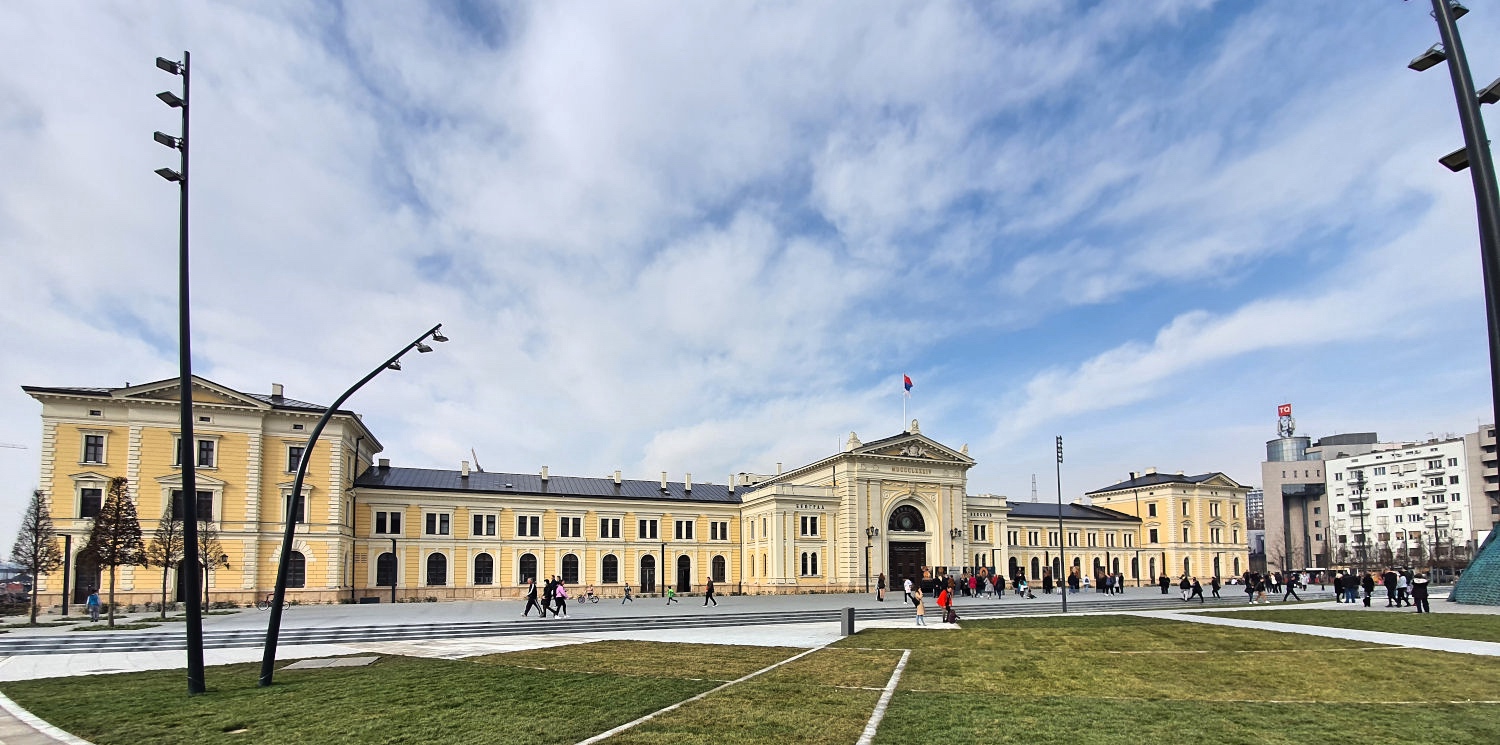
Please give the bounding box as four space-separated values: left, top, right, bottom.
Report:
157 90 185 108
1448 1 1469 20
1439 147 1470 172
431 328 449 343
1408 44 1446 72
1478 77 1500 106
156 57 182 75
155 167 182 182
386 359 402 371
416 342 433 353
153 131 179 149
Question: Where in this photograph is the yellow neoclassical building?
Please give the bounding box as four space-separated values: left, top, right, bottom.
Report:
1085 468 1252 581
24 376 1246 606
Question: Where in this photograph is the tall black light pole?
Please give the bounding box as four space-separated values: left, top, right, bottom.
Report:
1351 470 1368 575
1056 435 1067 613
259 324 448 687
153 51 205 696
1410 1 1500 443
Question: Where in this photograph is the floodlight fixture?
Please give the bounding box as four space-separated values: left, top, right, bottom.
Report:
156 57 182 75
1479 77 1500 106
155 167 183 182
157 90 185 108
153 131 179 149
387 359 402 371
431 328 449 343
1438 147 1470 172
1409 43 1447 72
416 342 433 353
1448 1 1469 20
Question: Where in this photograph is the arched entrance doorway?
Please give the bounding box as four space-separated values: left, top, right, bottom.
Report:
885 505 927 589
676 555 691 593
73 554 100 604
639 555 656 594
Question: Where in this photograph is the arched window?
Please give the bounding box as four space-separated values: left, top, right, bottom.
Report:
1183 557 1191 576
602 554 619 584
287 551 306 588
376 552 396 587
640 555 656 593
518 553 537 584
426 552 447 586
887 505 925 532
1233 557 1241 575
1131 557 1139 580
1030 557 1040 579
474 553 494 585
676 554 691 592
562 553 579 585
1112 558 1121 574
1149 558 1158 580
800 552 819 576
1008 557 1019 579
712 555 726 583
800 552 808 576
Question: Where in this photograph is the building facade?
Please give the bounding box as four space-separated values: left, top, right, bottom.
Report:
25 377 1243 605
1085 468 1251 581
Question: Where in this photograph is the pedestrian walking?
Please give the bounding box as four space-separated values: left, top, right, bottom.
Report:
913 588 926 626
903 577 913 605
622 582 634 603
553 580 569 618
1159 575 1171 595
1189 577 1204 603
1179 575 1191 601
523 578 545 617
666 586 679 604
1411 572 1431 613
542 576 557 615
1361 572 1376 608
86 589 101 622
1244 573 1257 605
1283 574 1301 602
703 576 717 606
1396 571 1411 607
1210 576 1221 599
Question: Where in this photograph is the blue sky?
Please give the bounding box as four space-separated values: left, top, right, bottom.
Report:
2 1 1498 541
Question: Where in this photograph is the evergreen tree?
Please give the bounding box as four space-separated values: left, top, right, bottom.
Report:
10 489 64 625
80 477 145 626
144 508 185 620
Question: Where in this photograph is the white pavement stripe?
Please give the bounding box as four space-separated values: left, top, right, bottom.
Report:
1141 611 1500 656
572 642 832 745
0 692 95 745
855 649 910 745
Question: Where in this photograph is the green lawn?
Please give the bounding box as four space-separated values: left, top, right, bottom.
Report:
1206 608 1500 644
3 616 1499 744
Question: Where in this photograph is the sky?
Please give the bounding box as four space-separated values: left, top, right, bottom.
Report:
3 1 1499 545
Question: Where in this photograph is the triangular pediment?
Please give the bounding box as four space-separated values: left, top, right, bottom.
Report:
1200 473 1243 489
68 471 112 483
855 433 973 465
155 472 227 487
116 376 269 410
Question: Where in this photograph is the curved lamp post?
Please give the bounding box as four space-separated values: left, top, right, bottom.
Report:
259 323 448 686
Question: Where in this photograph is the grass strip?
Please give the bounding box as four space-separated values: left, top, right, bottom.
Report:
1204 608 1500 643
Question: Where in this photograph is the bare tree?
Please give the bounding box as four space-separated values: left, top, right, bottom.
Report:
79 477 145 627
10 490 64 625
144 509 185 619
196 519 228 608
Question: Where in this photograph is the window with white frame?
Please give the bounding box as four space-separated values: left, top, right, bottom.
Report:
710 520 729 541
81 432 106 464
799 515 819 537
972 524 987 542
280 489 307 523
800 551 819 576
600 517 621 539
559 516 582 538
374 510 403 535
472 513 496 537
1008 530 1019 546
516 515 541 537
424 512 451 536
638 519 658 540
169 489 215 522
79 486 103 519
172 435 219 468
286 445 305 473
674 519 695 540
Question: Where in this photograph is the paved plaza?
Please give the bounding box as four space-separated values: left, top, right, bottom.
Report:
0 587 1494 744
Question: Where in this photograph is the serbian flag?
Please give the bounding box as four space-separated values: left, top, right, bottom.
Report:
903 374 913 394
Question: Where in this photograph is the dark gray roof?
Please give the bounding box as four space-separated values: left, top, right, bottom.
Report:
1086 472 1229 495
1006 502 1140 523
245 393 343 413
23 383 345 415
21 386 115 396
356 466 741 505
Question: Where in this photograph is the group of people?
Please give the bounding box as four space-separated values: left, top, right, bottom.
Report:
894 574 983 626
1331 567 1431 612
522 575 571 618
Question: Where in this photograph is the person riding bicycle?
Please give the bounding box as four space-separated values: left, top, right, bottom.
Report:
585 585 597 603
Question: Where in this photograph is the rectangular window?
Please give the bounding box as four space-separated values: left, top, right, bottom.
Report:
559 516 582 538
1428 459 1443 469
197 439 216 468
1105 533 1116 547
1448 457 1459 467
1233 504 1239 518
1336 504 1346 512
638 519 658 540
1181 502 1190 516
1450 475 1460 484
1048 531 1059 547
800 515 819 536
1008 530 1020 546
1210 527 1222 543
600 518 621 539
374 510 402 535
517 515 541 537
1085 532 1097 547
170 489 214 521
710 521 729 541
472 514 496 536
425 513 451 535
1182 527 1190 542
1124 533 1134 548
1233 530 1240 543
1147 503 1157 517
675 520 695 540
82 434 105 464
1373 466 1386 475
1148 528 1159 544
973 524 987 542
80 487 103 518
1028 530 1039 545
1375 499 1389 509
1067 532 1079 547
287 445 304 473
1209 502 1221 518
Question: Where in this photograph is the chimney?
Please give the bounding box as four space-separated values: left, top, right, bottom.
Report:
541 465 549 481
661 471 669 491
378 458 390 470
777 462 783 475
271 383 284 399
1130 471 1137 481
729 473 736 494
1145 466 1157 475
461 460 470 478
685 473 692 492
613 470 622 485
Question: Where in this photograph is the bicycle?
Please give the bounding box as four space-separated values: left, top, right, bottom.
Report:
583 587 600 604
255 593 291 611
